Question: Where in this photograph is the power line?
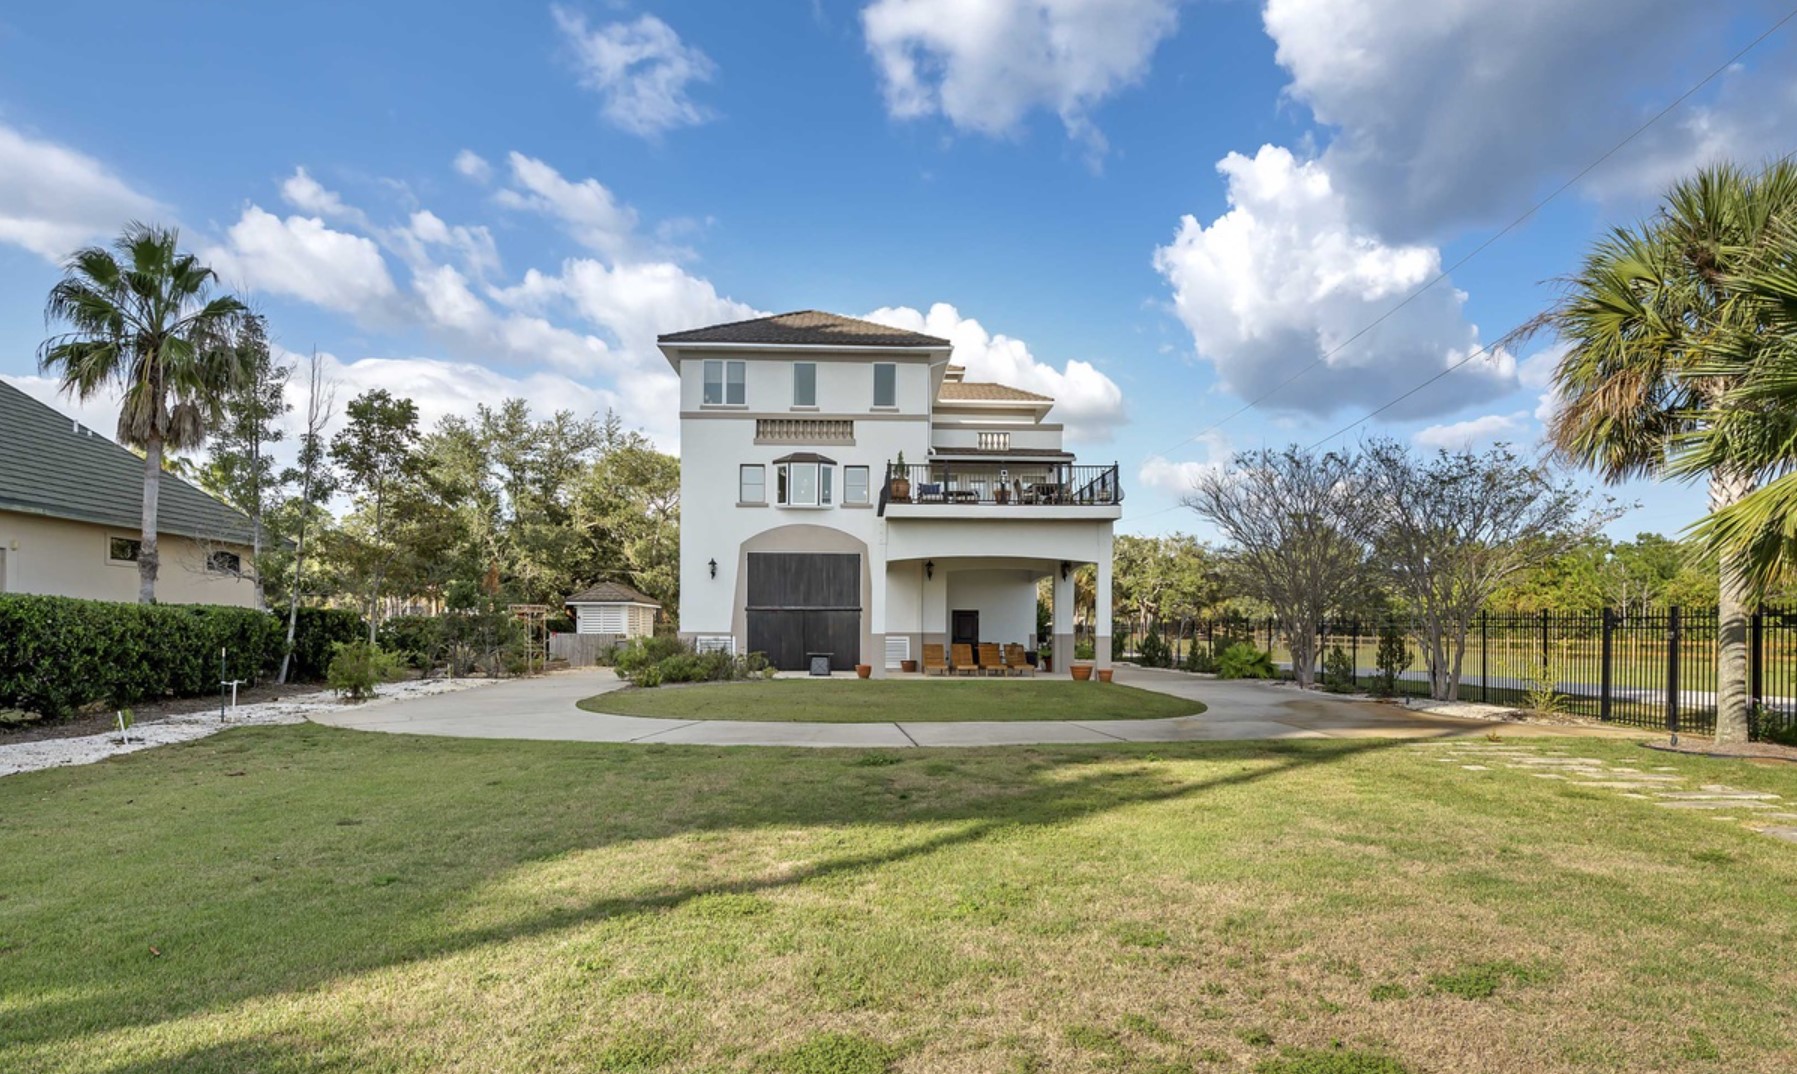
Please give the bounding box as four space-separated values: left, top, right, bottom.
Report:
1147 3 1797 464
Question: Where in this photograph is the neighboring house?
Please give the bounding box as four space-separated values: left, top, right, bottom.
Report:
661 310 1120 675
565 581 661 638
0 379 258 607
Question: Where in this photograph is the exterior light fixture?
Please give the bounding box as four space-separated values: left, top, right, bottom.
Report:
924 560 934 580
1060 561 1071 580
708 558 718 579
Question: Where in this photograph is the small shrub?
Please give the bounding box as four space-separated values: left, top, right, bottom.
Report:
1075 639 1096 661
1217 642 1275 680
1321 644 1355 693
1515 657 1565 716
634 664 664 688
1372 620 1411 697
326 641 403 700
1136 627 1170 668
1183 641 1218 674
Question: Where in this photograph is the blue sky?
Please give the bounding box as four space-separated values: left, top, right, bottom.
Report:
2 0 1792 542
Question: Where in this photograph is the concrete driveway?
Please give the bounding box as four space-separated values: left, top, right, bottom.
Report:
308 666 1647 748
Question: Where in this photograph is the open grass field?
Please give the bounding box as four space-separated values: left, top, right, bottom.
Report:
4 725 1797 1073
579 679 1206 721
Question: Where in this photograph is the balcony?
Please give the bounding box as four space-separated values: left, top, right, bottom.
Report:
879 461 1122 515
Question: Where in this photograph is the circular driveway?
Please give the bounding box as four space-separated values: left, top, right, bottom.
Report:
307 666 1648 748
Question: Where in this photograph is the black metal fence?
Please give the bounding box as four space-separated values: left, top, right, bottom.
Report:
882 462 1122 507
1121 606 1797 741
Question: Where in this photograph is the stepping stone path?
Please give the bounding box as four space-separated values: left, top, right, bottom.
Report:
1414 740 1794 845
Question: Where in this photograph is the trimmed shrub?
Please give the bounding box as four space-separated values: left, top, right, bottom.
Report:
1217 642 1275 680
0 594 282 718
1322 645 1356 693
613 637 769 686
1182 641 1217 674
326 640 403 700
1137 627 1170 668
287 606 367 681
377 614 444 669
1372 621 1412 698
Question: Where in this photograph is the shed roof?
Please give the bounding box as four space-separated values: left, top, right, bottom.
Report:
566 581 661 607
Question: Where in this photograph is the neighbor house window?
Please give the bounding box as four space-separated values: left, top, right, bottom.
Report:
207 550 242 574
844 465 870 505
108 536 141 563
872 363 896 407
739 464 766 504
793 362 816 407
703 359 746 405
775 462 833 507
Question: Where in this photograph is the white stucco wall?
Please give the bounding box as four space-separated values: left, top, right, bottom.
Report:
945 569 1038 648
0 510 258 607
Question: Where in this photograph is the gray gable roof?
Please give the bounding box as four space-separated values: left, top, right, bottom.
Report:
658 310 950 348
0 379 256 544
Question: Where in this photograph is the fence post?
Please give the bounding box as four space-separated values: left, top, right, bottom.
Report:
1666 605 1682 744
1539 608 1549 671
1750 607 1764 713
1350 619 1359 687
1599 607 1613 723
1479 611 1488 704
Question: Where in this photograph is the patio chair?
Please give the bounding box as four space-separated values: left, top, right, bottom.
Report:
1004 644 1033 677
922 643 948 676
950 643 977 676
977 643 1004 676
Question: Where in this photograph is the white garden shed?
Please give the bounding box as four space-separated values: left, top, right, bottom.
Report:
565 581 661 637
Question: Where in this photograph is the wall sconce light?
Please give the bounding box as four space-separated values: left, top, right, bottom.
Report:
924 560 934 580
708 558 718 579
1060 561 1071 580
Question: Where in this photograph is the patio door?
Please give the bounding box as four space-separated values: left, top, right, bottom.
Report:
952 609 979 648
745 552 861 670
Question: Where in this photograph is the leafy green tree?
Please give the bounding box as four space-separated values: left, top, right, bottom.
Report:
37 223 249 603
201 315 290 607
1520 161 1797 742
571 415 680 614
331 389 424 642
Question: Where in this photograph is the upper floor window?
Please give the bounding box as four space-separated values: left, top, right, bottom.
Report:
793 362 816 407
739 464 766 504
872 363 896 408
703 359 745 406
844 465 870 505
776 461 833 507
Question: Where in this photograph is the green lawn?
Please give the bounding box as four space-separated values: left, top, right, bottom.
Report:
4 727 1797 1073
579 679 1206 722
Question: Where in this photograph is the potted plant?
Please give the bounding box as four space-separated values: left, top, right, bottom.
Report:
1071 663 1093 682
1097 668 1114 683
900 658 918 673
855 663 872 679
890 452 911 502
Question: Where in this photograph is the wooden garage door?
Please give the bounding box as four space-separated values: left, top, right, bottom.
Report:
746 552 861 671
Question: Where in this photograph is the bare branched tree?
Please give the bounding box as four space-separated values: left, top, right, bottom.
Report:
277 351 337 684
1184 446 1369 688
1361 439 1621 701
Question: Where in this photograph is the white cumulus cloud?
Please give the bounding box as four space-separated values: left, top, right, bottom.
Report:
862 0 1179 157
495 152 641 261
553 7 717 137
1412 411 1531 451
1261 0 1797 236
1153 145 1515 419
0 122 165 262
205 206 398 320
862 302 1126 441
452 149 493 184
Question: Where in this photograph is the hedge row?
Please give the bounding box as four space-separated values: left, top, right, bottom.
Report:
0 594 364 718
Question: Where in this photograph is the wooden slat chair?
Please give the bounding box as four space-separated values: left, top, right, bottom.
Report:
1004 644 1033 677
950 643 978 676
922 643 948 676
977 643 1004 676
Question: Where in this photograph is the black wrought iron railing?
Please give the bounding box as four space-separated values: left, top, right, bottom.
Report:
881 462 1122 509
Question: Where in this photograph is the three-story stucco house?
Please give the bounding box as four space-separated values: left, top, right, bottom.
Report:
661 311 1118 676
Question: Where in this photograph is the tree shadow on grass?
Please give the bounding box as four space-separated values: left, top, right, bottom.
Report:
0 729 1431 1069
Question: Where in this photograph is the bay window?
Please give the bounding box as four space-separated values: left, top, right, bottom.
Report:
773 453 835 507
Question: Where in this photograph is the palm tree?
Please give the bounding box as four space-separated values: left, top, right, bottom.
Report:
39 223 250 604
1518 161 1797 743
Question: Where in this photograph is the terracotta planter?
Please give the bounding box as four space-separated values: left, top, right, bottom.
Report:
900 660 918 673
1070 664 1093 682
1097 668 1114 683
890 478 911 502
855 664 872 679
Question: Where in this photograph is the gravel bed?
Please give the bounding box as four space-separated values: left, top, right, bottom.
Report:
0 677 498 779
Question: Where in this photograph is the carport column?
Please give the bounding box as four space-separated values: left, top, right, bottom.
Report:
1052 565 1074 675
1095 536 1114 669
868 556 888 679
